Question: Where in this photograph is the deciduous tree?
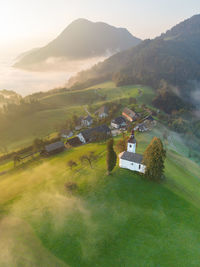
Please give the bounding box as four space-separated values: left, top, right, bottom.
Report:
80 151 97 169
67 160 77 170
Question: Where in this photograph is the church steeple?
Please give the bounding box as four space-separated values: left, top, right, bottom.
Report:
127 129 136 153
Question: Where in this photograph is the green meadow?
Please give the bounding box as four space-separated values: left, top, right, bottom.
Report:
0 82 154 152
0 130 200 266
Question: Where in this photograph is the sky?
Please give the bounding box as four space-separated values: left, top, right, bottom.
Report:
0 0 200 57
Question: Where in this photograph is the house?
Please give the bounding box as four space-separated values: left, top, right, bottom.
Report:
81 115 93 127
43 141 65 156
122 107 138 122
74 116 83 130
119 130 146 173
145 115 157 126
66 137 82 147
95 106 109 119
78 124 111 144
134 116 156 132
134 122 148 132
111 116 127 129
60 129 73 139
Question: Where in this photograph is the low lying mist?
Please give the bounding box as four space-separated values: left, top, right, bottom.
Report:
0 55 108 96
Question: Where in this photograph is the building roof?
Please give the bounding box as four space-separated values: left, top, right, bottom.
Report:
67 137 82 147
128 137 137 144
60 129 73 135
112 116 126 125
83 115 93 122
80 124 111 142
120 151 143 164
45 141 64 153
147 115 154 121
123 108 136 118
95 106 108 115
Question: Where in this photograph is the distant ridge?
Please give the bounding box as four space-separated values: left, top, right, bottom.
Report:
68 14 200 96
14 18 141 70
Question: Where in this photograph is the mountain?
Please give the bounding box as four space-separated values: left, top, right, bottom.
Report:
68 15 200 97
14 18 141 69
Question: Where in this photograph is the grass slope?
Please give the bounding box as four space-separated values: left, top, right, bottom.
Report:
0 132 200 266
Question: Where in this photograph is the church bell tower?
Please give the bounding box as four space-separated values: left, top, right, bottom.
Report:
127 129 136 153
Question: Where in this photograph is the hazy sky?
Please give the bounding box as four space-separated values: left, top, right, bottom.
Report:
0 0 200 56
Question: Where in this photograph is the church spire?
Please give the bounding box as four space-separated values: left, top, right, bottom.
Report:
127 129 136 153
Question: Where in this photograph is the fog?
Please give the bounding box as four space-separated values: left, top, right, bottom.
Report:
0 54 107 96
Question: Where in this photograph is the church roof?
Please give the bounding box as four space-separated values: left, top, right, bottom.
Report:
128 137 136 144
120 151 143 164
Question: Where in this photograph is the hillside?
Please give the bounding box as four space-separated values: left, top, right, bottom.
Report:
0 131 200 266
68 14 200 98
0 82 154 152
0 90 21 107
14 19 141 70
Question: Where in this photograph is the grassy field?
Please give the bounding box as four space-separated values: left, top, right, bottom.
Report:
0 131 200 266
0 82 154 152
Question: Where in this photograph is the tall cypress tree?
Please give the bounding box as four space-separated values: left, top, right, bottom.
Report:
106 139 117 175
143 137 166 181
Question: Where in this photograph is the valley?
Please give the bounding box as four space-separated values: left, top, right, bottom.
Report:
1 6 200 266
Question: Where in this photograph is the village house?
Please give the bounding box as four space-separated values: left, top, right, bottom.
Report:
134 116 156 132
81 115 93 127
95 106 109 119
74 116 83 130
145 115 156 126
134 122 148 132
60 129 74 139
119 130 146 173
42 141 65 156
111 116 127 129
77 124 111 144
122 107 138 122
66 137 82 148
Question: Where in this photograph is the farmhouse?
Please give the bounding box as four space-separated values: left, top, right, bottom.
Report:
134 122 148 132
60 129 73 139
78 124 111 144
43 141 65 156
111 116 127 129
66 137 82 147
122 107 138 122
134 116 156 132
119 130 146 173
95 106 109 119
81 115 93 127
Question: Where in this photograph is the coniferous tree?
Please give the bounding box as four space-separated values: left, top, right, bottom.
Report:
116 132 128 153
106 139 117 175
143 137 166 181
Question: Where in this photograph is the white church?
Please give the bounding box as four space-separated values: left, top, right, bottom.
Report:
119 130 146 173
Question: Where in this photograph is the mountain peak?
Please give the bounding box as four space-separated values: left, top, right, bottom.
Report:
69 18 92 25
14 19 141 70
